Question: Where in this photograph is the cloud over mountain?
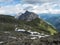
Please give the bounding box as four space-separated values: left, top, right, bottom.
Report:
0 0 60 15
22 0 60 4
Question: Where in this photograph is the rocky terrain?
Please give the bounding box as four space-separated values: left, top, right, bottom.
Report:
0 11 59 45
0 11 57 35
18 11 38 21
0 31 60 45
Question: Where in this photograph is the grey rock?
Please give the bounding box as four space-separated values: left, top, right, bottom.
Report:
18 11 38 21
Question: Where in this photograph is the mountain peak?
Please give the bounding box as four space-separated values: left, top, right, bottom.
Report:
18 11 38 21
25 10 30 13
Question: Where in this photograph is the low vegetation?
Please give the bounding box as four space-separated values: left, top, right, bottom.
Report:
0 15 58 35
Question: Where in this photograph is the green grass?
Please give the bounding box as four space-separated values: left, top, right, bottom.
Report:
0 15 58 35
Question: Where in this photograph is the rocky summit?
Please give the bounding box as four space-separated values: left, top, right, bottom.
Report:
18 11 38 21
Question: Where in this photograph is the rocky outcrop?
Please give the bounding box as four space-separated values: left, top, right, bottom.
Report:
18 11 38 21
0 31 60 45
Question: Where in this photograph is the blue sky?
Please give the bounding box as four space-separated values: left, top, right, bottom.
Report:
0 0 60 16
0 0 21 6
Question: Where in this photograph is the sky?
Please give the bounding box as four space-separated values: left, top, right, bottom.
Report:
0 0 60 16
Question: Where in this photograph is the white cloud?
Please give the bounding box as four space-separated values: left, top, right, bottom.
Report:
0 4 25 16
24 3 60 14
49 9 60 14
22 0 60 4
0 3 60 16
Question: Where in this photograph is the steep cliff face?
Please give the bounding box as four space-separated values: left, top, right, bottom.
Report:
18 11 38 21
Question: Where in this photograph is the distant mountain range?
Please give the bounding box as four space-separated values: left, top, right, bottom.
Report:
0 11 57 35
40 14 60 31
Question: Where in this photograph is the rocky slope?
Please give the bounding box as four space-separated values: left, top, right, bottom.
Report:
0 12 58 35
18 11 38 21
18 11 57 35
0 12 59 45
0 31 60 45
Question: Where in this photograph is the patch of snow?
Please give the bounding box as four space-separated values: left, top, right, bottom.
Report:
28 30 40 35
31 37 37 40
0 41 4 44
9 36 16 39
15 28 26 32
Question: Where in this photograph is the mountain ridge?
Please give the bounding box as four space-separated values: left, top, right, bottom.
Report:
40 14 60 31
0 11 58 35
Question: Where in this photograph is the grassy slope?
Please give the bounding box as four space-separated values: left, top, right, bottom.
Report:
24 18 57 35
0 15 58 35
